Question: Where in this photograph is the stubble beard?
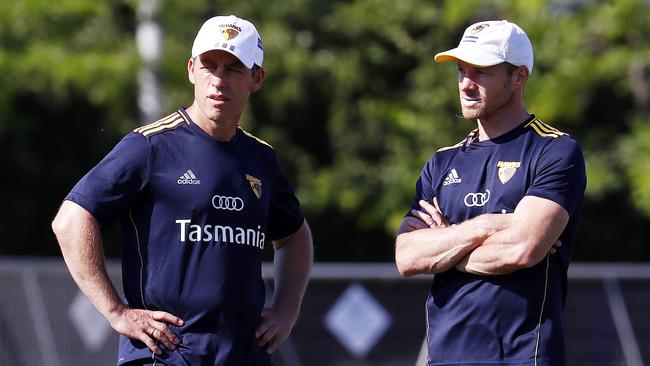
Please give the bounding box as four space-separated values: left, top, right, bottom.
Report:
460 89 514 122
460 105 482 120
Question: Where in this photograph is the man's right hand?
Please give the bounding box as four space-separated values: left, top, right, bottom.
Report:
109 307 184 355
52 202 185 355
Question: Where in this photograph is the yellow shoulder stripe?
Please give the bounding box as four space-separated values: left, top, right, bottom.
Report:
134 113 178 133
240 127 273 149
134 112 188 136
437 128 477 152
436 140 464 152
525 118 566 138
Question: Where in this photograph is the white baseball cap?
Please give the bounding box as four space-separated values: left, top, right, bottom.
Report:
191 15 264 69
434 20 533 74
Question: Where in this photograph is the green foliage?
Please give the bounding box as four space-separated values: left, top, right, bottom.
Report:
2 0 650 260
621 117 650 215
0 0 139 255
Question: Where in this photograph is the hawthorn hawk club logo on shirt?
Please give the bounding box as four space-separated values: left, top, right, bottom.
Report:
246 174 262 199
497 161 521 184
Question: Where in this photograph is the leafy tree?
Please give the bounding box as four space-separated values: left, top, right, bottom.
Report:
0 0 139 255
155 0 650 261
1 0 649 261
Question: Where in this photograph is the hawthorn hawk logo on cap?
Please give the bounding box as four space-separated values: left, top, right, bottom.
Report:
220 23 242 40
470 23 490 35
246 174 262 199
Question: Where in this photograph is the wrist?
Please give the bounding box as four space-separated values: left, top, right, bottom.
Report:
105 301 129 323
271 300 301 323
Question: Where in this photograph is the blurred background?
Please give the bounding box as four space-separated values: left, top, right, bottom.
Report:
1 0 649 365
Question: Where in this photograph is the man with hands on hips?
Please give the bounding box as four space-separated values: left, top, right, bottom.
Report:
52 15 312 365
395 20 585 365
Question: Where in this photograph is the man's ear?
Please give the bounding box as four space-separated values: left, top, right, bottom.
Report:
513 67 529 85
251 67 266 93
187 57 196 85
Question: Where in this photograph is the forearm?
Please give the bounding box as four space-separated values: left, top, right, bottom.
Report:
456 230 558 275
395 228 479 276
64 234 125 320
271 221 313 320
395 214 512 276
455 230 527 275
456 199 569 275
52 201 126 321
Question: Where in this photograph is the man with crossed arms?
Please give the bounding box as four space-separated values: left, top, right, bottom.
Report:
395 20 586 365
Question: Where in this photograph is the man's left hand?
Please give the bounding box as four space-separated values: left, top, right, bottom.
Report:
255 307 296 354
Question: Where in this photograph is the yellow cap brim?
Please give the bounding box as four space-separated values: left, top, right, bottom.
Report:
433 48 504 67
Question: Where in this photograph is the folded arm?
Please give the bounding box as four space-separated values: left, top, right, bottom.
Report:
395 199 513 276
455 196 569 275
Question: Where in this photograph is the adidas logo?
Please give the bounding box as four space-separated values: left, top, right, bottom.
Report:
177 170 201 185
443 169 462 186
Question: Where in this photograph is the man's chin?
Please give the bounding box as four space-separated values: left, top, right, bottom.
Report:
460 110 480 120
203 109 223 121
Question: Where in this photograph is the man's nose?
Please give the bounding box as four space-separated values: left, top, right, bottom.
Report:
211 74 224 88
459 74 476 92
210 68 226 88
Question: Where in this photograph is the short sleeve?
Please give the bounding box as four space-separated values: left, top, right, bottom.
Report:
407 157 437 216
526 136 586 214
65 132 150 227
266 154 304 241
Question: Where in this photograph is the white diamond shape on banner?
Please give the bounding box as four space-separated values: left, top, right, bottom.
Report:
68 291 112 352
324 283 392 358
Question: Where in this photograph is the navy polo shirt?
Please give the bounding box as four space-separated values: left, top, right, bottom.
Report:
409 115 586 365
66 108 304 365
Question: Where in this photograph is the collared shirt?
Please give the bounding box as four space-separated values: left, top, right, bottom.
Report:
67 108 304 365
409 115 586 365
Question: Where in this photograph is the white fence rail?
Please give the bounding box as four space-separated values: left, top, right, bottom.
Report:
1 258 648 366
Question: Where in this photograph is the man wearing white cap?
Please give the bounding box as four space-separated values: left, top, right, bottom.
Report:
395 20 586 365
53 15 313 365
